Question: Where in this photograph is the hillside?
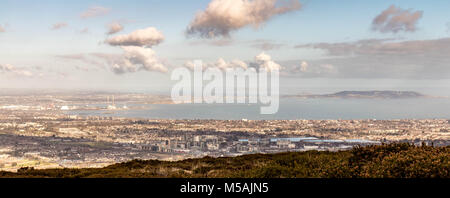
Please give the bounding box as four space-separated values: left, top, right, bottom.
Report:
329 91 425 98
288 90 429 99
0 143 448 178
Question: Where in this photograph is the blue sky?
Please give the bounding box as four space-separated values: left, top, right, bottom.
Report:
1 0 450 94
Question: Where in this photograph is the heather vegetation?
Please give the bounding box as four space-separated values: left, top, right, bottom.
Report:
1 143 448 178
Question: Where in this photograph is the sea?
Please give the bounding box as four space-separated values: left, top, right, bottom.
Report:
67 98 450 120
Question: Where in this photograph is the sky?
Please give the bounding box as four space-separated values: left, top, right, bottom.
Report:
1 0 450 95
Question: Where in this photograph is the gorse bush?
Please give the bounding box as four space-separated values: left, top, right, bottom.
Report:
347 143 449 178
0 143 448 178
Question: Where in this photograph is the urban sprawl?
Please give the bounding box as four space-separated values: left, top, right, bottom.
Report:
0 92 448 172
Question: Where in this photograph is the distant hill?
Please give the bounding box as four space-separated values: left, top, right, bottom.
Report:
1 143 448 178
327 91 426 98
287 90 429 99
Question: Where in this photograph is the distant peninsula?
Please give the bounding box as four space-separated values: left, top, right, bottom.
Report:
286 90 432 99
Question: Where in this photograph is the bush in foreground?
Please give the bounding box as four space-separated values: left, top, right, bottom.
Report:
0 143 448 178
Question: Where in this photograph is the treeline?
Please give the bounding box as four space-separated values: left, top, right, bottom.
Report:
0 143 448 178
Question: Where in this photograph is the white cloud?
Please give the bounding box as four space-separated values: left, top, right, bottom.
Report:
372 5 423 33
118 46 168 74
184 58 248 71
106 27 164 47
228 59 248 69
253 52 281 71
0 64 34 77
107 22 124 35
213 58 248 70
101 27 168 74
57 50 168 75
183 61 196 70
183 52 282 72
186 0 301 38
250 40 284 50
0 64 15 72
51 22 68 30
293 37 450 78
296 38 450 57
15 70 34 77
291 62 337 76
80 6 111 19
